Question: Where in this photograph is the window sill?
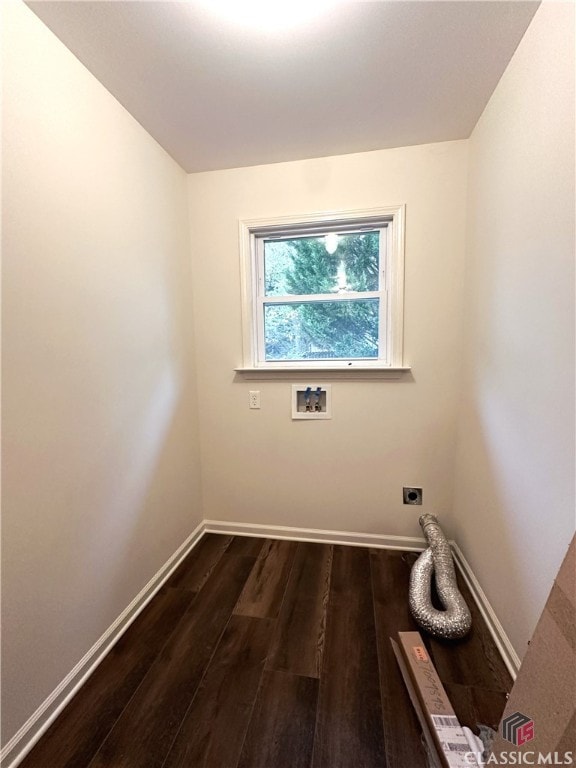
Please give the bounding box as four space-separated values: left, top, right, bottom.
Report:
234 366 411 381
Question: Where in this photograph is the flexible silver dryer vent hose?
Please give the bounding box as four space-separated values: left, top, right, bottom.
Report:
409 514 472 639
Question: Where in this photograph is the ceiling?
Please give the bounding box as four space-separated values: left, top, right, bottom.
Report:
27 1 539 173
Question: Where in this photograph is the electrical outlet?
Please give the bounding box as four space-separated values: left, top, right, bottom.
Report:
403 487 422 505
249 390 260 409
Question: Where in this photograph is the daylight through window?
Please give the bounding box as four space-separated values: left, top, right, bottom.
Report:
240 208 405 370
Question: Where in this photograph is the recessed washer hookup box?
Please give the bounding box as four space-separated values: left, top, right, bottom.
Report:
391 631 480 768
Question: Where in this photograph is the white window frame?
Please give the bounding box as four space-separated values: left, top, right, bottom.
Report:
237 206 407 378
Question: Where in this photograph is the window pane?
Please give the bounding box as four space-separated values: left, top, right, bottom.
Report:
264 299 379 361
264 231 380 296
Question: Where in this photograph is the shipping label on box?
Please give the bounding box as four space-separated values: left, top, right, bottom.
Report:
430 714 476 767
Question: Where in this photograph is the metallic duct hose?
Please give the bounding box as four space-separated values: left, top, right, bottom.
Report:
409 514 472 639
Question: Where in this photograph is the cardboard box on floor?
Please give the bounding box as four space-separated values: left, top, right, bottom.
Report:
491 536 575 759
391 631 480 768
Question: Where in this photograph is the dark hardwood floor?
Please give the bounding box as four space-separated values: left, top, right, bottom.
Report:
21 535 512 768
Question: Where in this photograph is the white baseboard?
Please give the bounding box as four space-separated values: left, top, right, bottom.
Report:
203 519 427 551
451 541 521 680
0 522 206 768
2 520 519 768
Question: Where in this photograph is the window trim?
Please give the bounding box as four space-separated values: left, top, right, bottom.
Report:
238 206 406 375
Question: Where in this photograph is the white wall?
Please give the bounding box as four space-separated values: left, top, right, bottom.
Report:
449 1 575 658
1 1 202 745
188 141 468 536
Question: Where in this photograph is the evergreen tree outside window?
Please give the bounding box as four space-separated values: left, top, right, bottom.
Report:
239 208 405 370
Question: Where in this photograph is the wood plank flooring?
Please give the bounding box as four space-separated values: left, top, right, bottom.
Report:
21 535 512 768
312 546 385 768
